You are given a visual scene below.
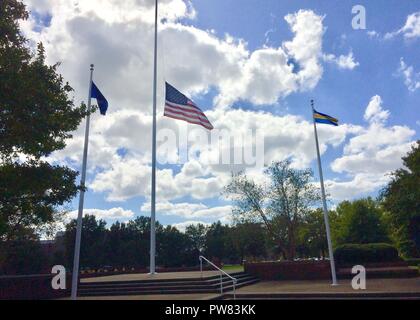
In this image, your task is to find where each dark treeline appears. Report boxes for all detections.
[62,217,268,270]
[3,193,415,275]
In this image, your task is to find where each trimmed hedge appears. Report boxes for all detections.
[404,258,420,267]
[334,243,400,265]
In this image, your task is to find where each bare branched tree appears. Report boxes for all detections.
[224,160,321,260]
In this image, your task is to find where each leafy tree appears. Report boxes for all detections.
[185,223,207,255]
[298,209,328,258]
[231,222,267,261]
[104,221,134,267]
[332,198,389,245]
[0,238,49,275]
[64,215,107,268]
[125,216,160,268]
[204,222,236,263]
[224,160,321,260]
[381,141,420,257]
[0,0,88,240]
[158,226,195,267]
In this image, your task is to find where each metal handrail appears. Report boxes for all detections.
[199,255,237,300]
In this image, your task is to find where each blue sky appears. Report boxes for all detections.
[22,0,419,231]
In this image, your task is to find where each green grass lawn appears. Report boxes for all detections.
[222,264,244,273]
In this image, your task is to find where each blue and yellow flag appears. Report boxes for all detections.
[313,109,338,126]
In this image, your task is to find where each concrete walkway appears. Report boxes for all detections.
[69,277,420,300]
[235,277,420,295]
[63,293,220,300]
[80,270,229,283]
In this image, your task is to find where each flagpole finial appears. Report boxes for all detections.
[90,64,94,71]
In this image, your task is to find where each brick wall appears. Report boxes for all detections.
[245,260,332,280]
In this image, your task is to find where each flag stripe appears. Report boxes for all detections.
[313,109,338,123]
[314,113,338,122]
[315,118,338,126]
[165,101,208,117]
[164,111,213,130]
[164,105,212,124]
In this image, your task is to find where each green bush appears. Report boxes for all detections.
[404,258,420,267]
[334,243,400,265]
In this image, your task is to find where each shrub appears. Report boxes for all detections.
[334,243,400,265]
[404,258,420,267]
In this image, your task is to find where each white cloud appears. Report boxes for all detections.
[141,201,232,222]
[67,207,135,222]
[328,96,416,201]
[84,106,358,203]
[367,30,379,38]
[385,11,420,40]
[21,1,416,213]
[323,51,359,70]
[397,58,420,92]
[90,157,152,201]
[325,173,390,201]
[363,95,390,124]
[171,220,210,232]
[21,3,334,112]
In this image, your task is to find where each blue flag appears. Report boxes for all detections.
[91,81,108,115]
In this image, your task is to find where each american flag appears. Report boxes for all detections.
[164,82,213,130]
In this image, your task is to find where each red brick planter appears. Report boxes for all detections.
[244,260,332,280]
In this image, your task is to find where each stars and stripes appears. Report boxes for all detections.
[164,82,213,130]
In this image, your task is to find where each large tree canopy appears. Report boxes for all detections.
[0,0,88,240]
[381,141,420,257]
[331,197,389,245]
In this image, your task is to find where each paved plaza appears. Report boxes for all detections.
[80,270,227,283]
[70,276,420,300]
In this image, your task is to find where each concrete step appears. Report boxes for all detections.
[79,278,260,297]
[79,272,251,288]
[79,278,254,291]
[79,277,256,291]
[78,272,259,297]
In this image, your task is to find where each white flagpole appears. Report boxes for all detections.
[150,0,158,274]
[71,64,94,299]
[311,99,338,286]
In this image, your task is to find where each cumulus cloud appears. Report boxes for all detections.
[323,51,359,70]
[20,0,407,222]
[384,11,420,40]
[141,201,232,222]
[328,96,416,200]
[171,220,210,232]
[67,207,135,222]
[397,58,420,92]
[84,107,358,203]
[20,2,335,112]
[363,95,390,124]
